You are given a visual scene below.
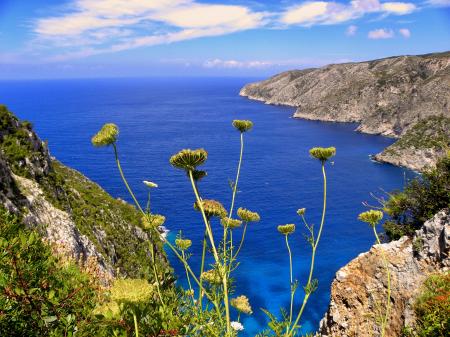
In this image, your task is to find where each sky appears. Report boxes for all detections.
[0,0,449,79]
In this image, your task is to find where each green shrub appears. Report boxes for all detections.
[0,207,99,336]
[413,273,450,336]
[383,153,450,239]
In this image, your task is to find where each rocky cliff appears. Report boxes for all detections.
[0,105,166,277]
[373,115,450,172]
[318,209,449,337]
[240,51,450,171]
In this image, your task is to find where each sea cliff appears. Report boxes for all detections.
[240,51,450,171]
[0,105,167,277]
[319,209,449,336]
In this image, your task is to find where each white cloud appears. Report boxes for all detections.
[346,25,358,36]
[398,28,411,38]
[33,0,268,60]
[203,59,272,68]
[426,0,450,7]
[381,2,416,14]
[280,0,416,26]
[368,28,395,39]
[203,57,354,69]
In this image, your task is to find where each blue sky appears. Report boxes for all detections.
[0,0,449,79]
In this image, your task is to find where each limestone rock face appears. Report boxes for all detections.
[14,174,113,275]
[318,210,449,337]
[240,52,450,171]
[0,105,167,278]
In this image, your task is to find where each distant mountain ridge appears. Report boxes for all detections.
[240,51,450,171]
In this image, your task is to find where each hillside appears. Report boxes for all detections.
[0,104,167,277]
[240,51,450,171]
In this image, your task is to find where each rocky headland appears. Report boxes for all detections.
[240,51,450,171]
[0,105,167,277]
[319,209,449,336]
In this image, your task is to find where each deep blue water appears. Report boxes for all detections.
[0,78,413,335]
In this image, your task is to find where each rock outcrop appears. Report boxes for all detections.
[318,209,449,337]
[240,51,450,171]
[0,104,167,278]
[373,115,450,171]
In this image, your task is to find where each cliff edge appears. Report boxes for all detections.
[0,105,167,277]
[319,209,449,336]
[240,51,450,171]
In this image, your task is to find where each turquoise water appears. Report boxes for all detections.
[0,77,413,335]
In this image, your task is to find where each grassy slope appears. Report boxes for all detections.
[0,104,166,277]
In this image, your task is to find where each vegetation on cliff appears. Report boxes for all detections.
[240,51,450,171]
[0,104,167,278]
[0,207,99,336]
[383,153,450,240]
[375,116,450,171]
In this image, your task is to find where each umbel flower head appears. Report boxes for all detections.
[230,295,253,315]
[200,269,222,285]
[231,321,244,331]
[175,238,192,251]
[194,199,227,218]
[237,207,260,223]
[221,217,243,229]
[142,213,166,230]
[110,279,153,304]
[309,147,336,162]
[91,123,119,147]
[297,208,306,216]
[232,120,253,133]
[93,301,121,319]
[170,148,207,171]
[277,224,296,235]
[143,180,158,188]
[358,210,383,227]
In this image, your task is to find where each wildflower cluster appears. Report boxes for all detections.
[91,120,339,337]
[231,295,253,314]
[91,123,119,147]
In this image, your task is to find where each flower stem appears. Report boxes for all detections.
[198,231,207,308]
[286,235,294,330]
[182,250,195,303]
[188,169,231,331]
[289,163,327,336]
[233,222,248,260]
[132,312,139,337]
[373,228,391,337]
[150,241,165,307]
[113,144,144,214]
[224,132,244,259]
[146,191,151,214]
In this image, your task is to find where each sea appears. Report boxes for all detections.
[0,77,414,336]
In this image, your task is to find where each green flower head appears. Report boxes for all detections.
[143,180,158,188]
[192,170,207,182]
[277,224,296,235]
[237,207,260,223]
[110,279,153,304]
[142,213,166,230]
[194,199,227,218]
[91,123,119,147]
[200,269,222,285]
[297,208,306,216]
[358,210,383,227]
[231,295,253,315]
[93,301,121,319]
[220,217,243,229]
[309,147,336,162]
[232,120,253,133]
[175,238,192,251]
[170,148,207,171]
